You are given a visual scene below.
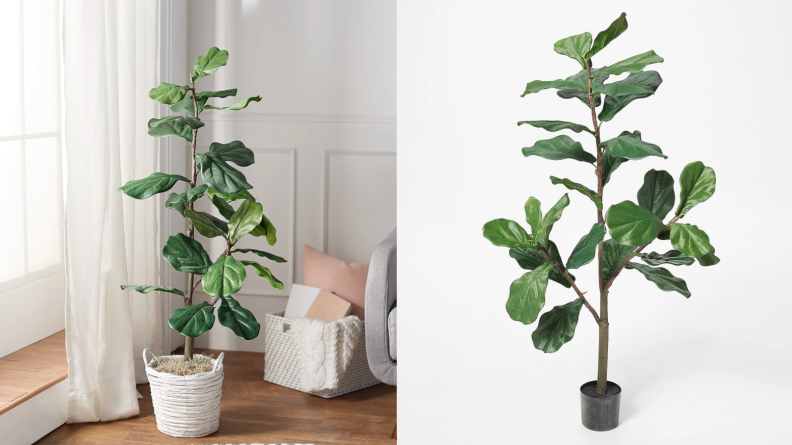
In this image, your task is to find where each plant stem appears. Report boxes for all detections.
[536,246,600,323]
[183,82,200,361]
[586,60,609,395]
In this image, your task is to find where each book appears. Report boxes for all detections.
[305,289,353,322]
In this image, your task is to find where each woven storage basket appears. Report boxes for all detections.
[263,311,380,398]
[144,349,225,438]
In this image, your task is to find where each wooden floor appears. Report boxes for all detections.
[0,331,68,415]
[35,348,396,445]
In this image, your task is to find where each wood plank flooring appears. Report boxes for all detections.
[0,331,68,415]
[35,348,397,444]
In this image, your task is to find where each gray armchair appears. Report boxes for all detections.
[365,228,397,385]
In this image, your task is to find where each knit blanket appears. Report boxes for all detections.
[292,316,363,392]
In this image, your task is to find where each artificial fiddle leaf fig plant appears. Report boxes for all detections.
[482,13,719,430]
[119,47,285,361]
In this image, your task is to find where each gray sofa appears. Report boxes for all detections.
[365,228,397,385]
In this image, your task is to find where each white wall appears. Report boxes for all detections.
[400,1,792,443]
[161,0,395,353]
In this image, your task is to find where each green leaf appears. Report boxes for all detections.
[206,141,255,167]
[217,296,261,340]
[557,67,610,107]
[669,223,714,258]
[521,79,587,97]
[586,12,628,59]
[170,94,207,116]
[211,195,236,220]
[524,197,547,247]
[696,249,721,267]
[239,259,284,290]
[196,89,238,99]
[603,239,635,283]
[147,116,205,142]
[566,223,606,270]
[542,194,570,241]
[553,32,592,68]
[148,82,188,104]
[207,187,255,202]
[522,135,596,164]
[531,299,584,353]
[657,227,671,240]
[198,212,229,233]
[602,134,666,160]
[169,302,215,337]
[198,152,253,194]
[118,172,189,200]
[638,169,675,220]
[606,200,666,246]
[641,250,695,266]
[550,176,602,210]
[202,96,262,111]
[483,219,533,248]
[185,210,227,239]
[676,161,716,217]
[506,262,554,324]
[599,71,663,122]
[186,184,209,201]
[228,200,264,245]
[592,83,653,97]
[602,130,641,185]
[231,248,287,263]
[599,50,664,76]
[120,285,184,297]
[165,193,188,216]
[249,214,278,246]
[193,47,229,80]
[518,120,593,135]
[626,262,691,298]
[162,233,213,275]
[203,255,246,297]
[509,243,573,288]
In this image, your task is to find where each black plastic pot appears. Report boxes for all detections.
[580,381,621,431]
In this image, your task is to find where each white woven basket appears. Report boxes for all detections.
[144,349,225,438]
[263,311,380,398]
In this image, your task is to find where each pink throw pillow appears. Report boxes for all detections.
[302,244,369,319]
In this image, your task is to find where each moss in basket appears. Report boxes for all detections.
[151,354,216,376]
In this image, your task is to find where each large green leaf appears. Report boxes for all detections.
[606,201,665,246]
[521,79,587,97]
[531,299,584,353]
[217,296,261,340]
[239,259,284,290]
[170,94,207,116]
[599,71,663,122]
[186,184,209,201]
[249,214,278,246]
[509,243,573,288]
[483,219,533,248]
[522,135,596,164]
[542,194,570,241]
[506,262,554,324]
[524,197,547,247]
[203,255,246,297]
[592,83,653,96]
[121,285,184,297]
[697,249,721,267]
[669,223,714,258]
[148,82,188,104]
[169,302,215,337]
[198,152,253,194]
[211,195,236,220]
[602,130,641,184]
[602,135,666,160]
[162,233,213,275]
[626,262,691,297]
[638,169,675,219]
[603,239,635,283]
[202,96,262,111]
[641,250,695,266]
[599,50,664,76]
[206,141,255,167]
[207,187,255,203]
[557,67,610,107]
[550,176,602,210]
[118,172,189,200]
[676,161,716,217]
[228,200,264,245]
[566,223,606,270]
[193,47,229,80]
[147,116,205,142]
[586,12,628,59]
[196,89,238,99]
[185,210,227,239]
[517,120,593,135]
[231,248,287,263]
[165,193,188,216]
[196,211,228,233]
[553,32,592,68]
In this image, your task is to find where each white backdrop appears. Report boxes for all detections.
[399,1,791,443]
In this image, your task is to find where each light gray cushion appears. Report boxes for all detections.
[365,228,397,385]
[388,307,397,361]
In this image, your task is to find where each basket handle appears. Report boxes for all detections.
[212,352,225,373]
[142,348,157,368]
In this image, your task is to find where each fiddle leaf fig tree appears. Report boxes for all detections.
[482,13,719,395]
[119,47,285,360]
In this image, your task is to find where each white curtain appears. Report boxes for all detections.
[63,0,163,423]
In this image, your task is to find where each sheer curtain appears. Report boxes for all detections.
[63,0,162,422]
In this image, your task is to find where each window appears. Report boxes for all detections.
[0,0,63,289]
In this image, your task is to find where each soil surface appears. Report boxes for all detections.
[581,381,621,398]
[150,354,216,376]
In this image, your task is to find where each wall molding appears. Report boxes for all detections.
[202,111,396,125]
[321,150,397,253]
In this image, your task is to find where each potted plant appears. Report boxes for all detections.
[119,47,286,438]
[482,13,718,431]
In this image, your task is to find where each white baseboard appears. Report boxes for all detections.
[0,380,67,445]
